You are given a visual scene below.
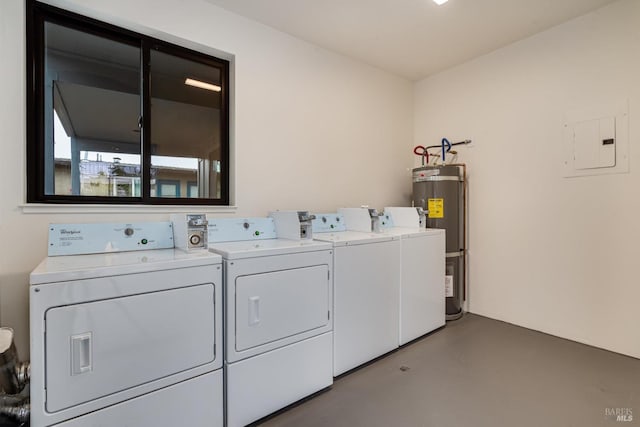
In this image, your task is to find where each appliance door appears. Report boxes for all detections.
[45,284,215,413]
[235,266,329,352]
[225,250,333,363]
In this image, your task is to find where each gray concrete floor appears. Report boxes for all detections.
[259,314,639,427]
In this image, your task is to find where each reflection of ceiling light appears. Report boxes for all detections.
[433,0,448,4]
[184,78,221,92]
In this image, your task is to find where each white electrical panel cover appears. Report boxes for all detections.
[564,100,629,177]
[573,117,615,170]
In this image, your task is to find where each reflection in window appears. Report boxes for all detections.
[28,2,229,204]
[187,181,198,198]
[155,180,181,197]
[46,22,141,197]
[54,112,143,197]
[150,50,223,199]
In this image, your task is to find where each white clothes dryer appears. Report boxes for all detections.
[312,212,400,376]
[382,207,446,345]
[30,222,223,427]
[207,217,333,427]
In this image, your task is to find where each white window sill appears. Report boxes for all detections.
[20,204,238,215]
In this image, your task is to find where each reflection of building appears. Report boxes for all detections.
[54,158,198,198]
[45,29,224,200]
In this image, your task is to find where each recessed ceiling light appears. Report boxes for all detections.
[184,78,221,92]
[433,0,449,5]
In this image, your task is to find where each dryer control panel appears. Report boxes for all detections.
[207,218,277,243]
[48,222,174,256]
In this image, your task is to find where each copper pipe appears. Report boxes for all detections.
[446,163,468,302]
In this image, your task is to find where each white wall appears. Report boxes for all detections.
[414,0,640,358]
[0,0,413,357]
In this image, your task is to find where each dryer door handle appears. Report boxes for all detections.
[71,332,92,375]
[248,296,260,326]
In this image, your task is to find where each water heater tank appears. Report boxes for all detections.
[412,165,465,321]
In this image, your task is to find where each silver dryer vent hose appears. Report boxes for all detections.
[0,327,30,423]
[0,396,29,423]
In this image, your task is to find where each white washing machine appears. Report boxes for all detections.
[207,217,333,427]
[29,222,224,427]
[382,207,446,345]
[312,210,400,376]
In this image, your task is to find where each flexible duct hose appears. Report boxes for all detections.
[0,390,29,423]
[0,328,30,423]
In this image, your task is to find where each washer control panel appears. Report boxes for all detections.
[380,212,395,229]
[208,218,277,243]
[311,214,346,233]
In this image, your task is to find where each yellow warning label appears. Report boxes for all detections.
[428,198,444,219]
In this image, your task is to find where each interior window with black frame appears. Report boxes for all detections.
[26,1,229,205]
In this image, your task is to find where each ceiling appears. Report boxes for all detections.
[203,0,618,80]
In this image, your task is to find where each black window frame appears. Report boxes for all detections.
[26,0,230,205]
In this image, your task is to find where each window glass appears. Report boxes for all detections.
[187,181,198,198]
[155,179,180,197]
[150,50,223,199]
[45,22,141,197]
[28,3,230,205]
